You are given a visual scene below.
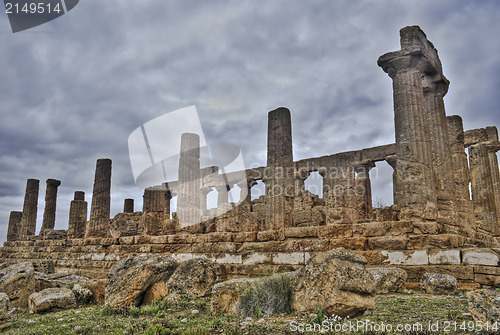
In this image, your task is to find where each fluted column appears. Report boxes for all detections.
[87,158,112,238]
[447,115,473,227]
[486,127,500,226]
[265,107,295,230]
[355,163,375,220]
[7,211,22,242]
[294,170,309,197]
[68,191,87,239]
[423,74,456,220]
[378,26,438,220]
[177,133,201,228]
[143,188,169,212]
[19,178,39,240]
[469,143,498,234]
[41,179,61,231]
[123,199,134,213]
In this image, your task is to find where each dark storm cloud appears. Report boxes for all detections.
[0,0,499,243]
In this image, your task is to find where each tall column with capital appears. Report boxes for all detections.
[423,73,456,220]
[41,179,61,231]
[265,107,295,230]
[87,158,112,238]
[378,26,438,220]
[68,191,88,239]
[486,127,500,226]
[18,178,39,239]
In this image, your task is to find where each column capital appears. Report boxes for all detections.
[378,49,440,79]
[46,179,61,187]
[422,73,449,97]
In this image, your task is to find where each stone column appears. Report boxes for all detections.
[265,107,295,230]
[216,184,229,206]
[199,187,212,213]
[177,133,201,228]
[68,191,87,239]
[423,74,456,220]
[355,163,375,220]
[41,179,61,231]
[238,179,254,203]
[143,188,169,212]
[469,143,498,234]
[447,115,474,227]
[294,170,309,198]
[7,211,22,242]
[87,158,112,238]
[378,26,438,220]
[19,178,39,240]
[123,199,134,213]
[486,127,500,225]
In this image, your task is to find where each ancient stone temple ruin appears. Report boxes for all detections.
[2,26,500,289]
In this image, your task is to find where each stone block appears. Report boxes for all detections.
[368,236,408,250]
[233,232,256,243]
[242,253,271,265]
[412,222,443,235]
[463,249,499,266]
[381,250,429,265]
[428,250,461,265]
[272,252,305,265]
[257,230,283,242]
[317,225,353,238]
[475,274,500,286]
[284,226,318,238]
[329,237,367,250]
[293,210,312,225]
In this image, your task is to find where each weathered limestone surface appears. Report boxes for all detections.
[41,179,61,231]
[87,159,112,238]
[18,179,39,240]
[28,288,76,314]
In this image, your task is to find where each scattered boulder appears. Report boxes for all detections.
[212,278,256,315]
[105,255,178,307]
[72,284,93,305]
[0,262,36,308]
[420,273,457,295]
[0,293,10,315]
[34,272,91,292]
[467,289,500,324]
[367,267,407,294]
[291,248,376,318]
[164,258,224,303]
[28,288,76,314]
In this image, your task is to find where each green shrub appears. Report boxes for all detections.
[236,273,292,318]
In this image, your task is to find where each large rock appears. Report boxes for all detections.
[80,279,106,305]
[367,267,407,294]
[212,278,256,315]
[0,293,9,315]
[420,273,457,295]
[72,284,93,305]
[291,248,376,318]
[105,255,178,307]
[34,272,91,292]
[28,288,76,314]
[165,258,224,302]
[0,262,36,308]
[467,289,500,324]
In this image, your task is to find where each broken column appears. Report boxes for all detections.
[177,133,201,228]
[265,107,295,230]
[68,191,87,239]
[41,179,61,231]
[469,143,498,234]
[447,115,473,227]
[7,211,22,242]
[378,26,438,220]
[123,199,134,213]
[143,188,169,212]
[87,158,112,238]
[18,178,40,240]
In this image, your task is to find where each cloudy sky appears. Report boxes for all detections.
[0,0,499,243]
